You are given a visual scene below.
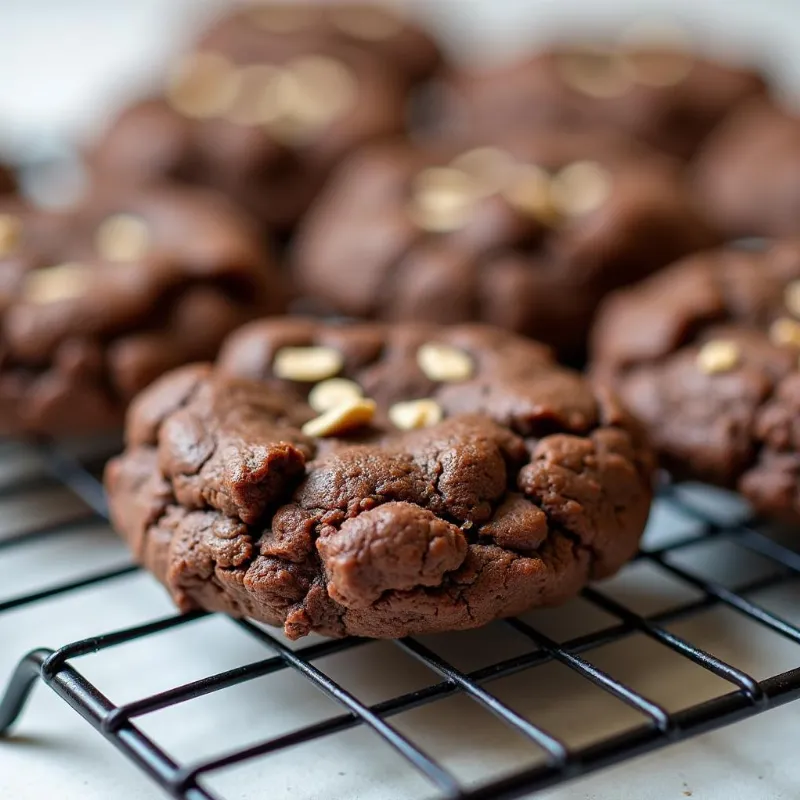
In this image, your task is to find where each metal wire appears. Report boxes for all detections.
[2,439,800,800]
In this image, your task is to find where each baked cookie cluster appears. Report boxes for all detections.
[0,185,282,435]
[292,130,716,357]
[106,319,654,638]
[19,6,792,637]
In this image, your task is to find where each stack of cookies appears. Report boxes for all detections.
[6,3,798,639]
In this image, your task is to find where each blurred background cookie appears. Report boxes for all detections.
[0,183,284,435]
[439,35,768,159]
[200,3,443,87]
[291,129,717,359]
[90,37,409,232]
[694,100,800,238]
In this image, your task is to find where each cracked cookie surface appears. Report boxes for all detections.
[592,242,800,522]
[106,319,654,638]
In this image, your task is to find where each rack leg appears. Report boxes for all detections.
[0,648,52,734]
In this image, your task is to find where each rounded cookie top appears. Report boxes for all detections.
[694,100,800,238]
[291,130,716,356]
[106,318,654,639]
[91,34,407,229]
[0,184,283,435]
[443,41,766,159]
[201,3,443,86]
[592,242,800,520]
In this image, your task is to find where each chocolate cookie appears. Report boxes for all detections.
[291,131,716,358]
[694,100,800,238]
[0,184,283,436]
[443,43,766,159]
[592,242,800,522]
[201,3,442,86]
[91,35,408,230]
[105,319,654,639]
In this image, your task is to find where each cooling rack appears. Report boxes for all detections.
[2,436,800,800]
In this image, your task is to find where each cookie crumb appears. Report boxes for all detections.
[308,377,363,412]
[417,342,474,382]
[389,398,443,430]
[302,397,376,437]
[274,345,344,382]
[696,339,740,374]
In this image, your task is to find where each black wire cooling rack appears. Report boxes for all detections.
[2,438,800,800]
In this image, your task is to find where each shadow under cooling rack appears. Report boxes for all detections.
[2,438,800,800]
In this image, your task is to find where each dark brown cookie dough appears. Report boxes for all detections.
[592,242,800,522]
[291,130,716,358]
[694,100,800,238]
[106,319,654,639]
[91,31,409,230]
[442,43,766,159]
[0,184,284,436]
[201,3,443,86]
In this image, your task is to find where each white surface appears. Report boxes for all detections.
[4,2,800,799]
[2,448,800,800]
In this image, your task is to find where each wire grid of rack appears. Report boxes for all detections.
[2,438,800,800]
